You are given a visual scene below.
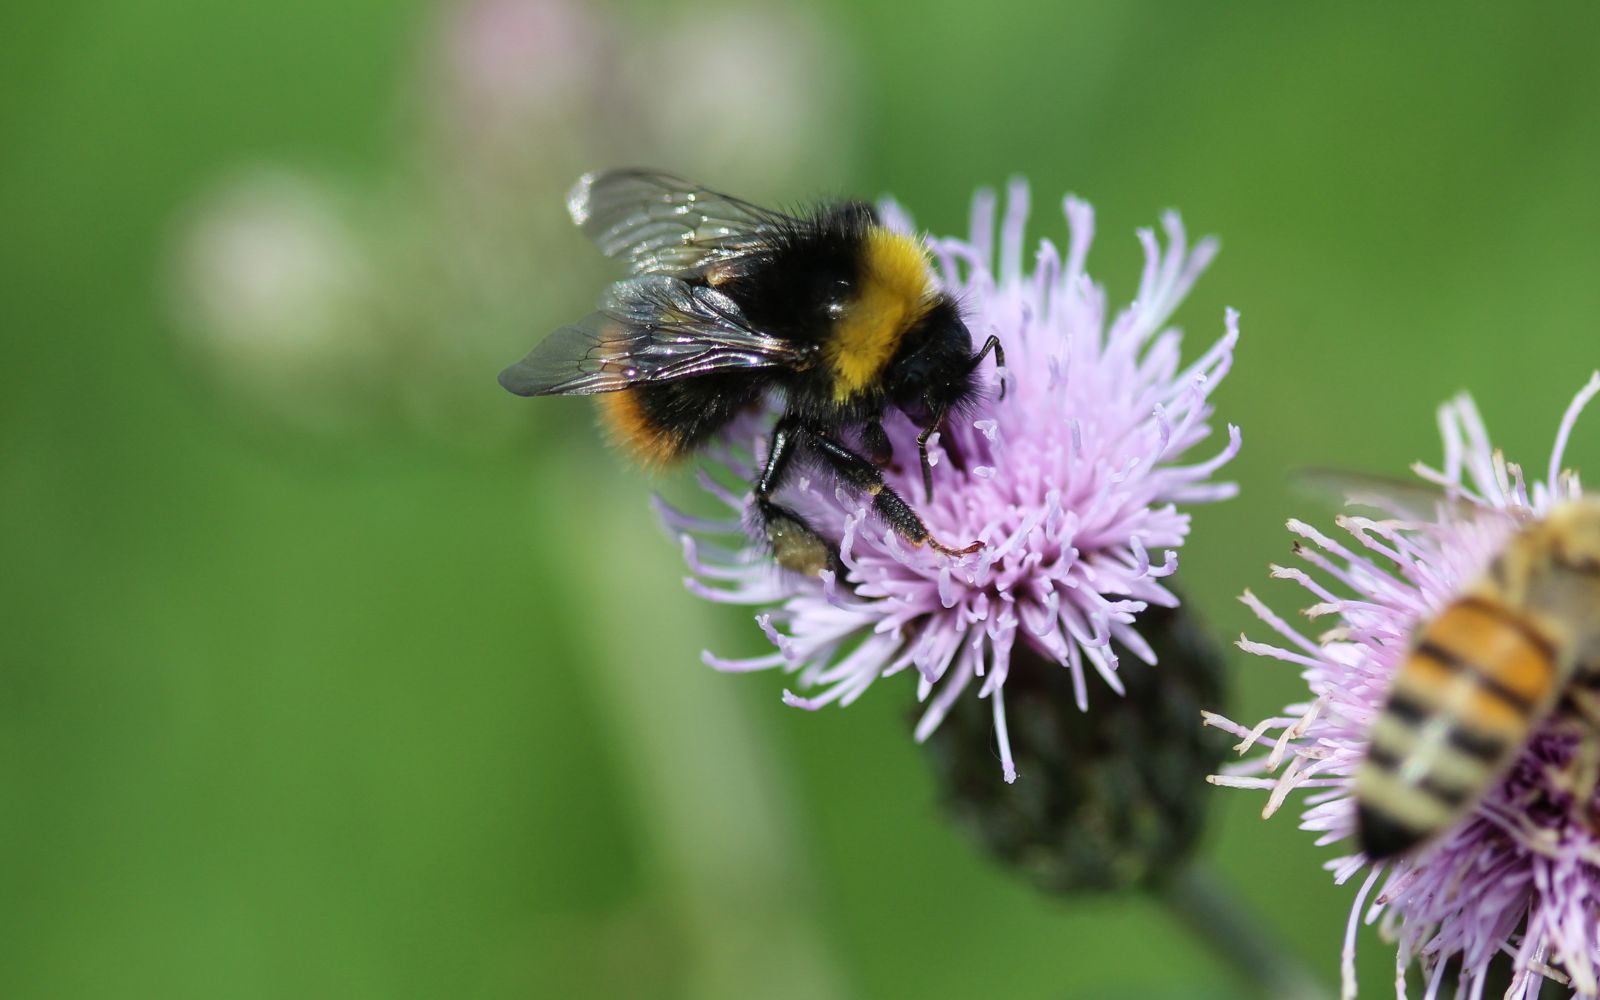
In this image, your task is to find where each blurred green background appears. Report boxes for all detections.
[6,2,1600,997]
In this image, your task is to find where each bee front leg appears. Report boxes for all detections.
[915,405,947,503]
[970,334,1005,399]
[754,417,835,576]
[804,428,982,558]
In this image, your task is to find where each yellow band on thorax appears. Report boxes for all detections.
[825,228,932,402]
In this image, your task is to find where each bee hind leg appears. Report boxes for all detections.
[804,427,982,558]
[1562,679,1600,832]
[753,418,836,576]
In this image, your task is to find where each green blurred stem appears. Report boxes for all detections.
[1162,866,1331,1000]
[567,453,844,1000]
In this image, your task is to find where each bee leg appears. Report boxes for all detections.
[804,428,982,558]
[861,420,893,468]
[753,418,835,576]
[1563,680,1600,831]
[970,334,1006,399]
[915,405,947,503]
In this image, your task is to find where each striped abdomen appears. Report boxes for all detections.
[1355,595,1562,859]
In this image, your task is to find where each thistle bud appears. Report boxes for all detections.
[922,601,1228,894]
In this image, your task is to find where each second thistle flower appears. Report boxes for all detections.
[1211,376,1600,998]
[663,181,1242,780]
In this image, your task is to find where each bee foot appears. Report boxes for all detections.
[929,536,984,558]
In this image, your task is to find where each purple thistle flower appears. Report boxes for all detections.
[1208,374,1600,999]
[657,180,1241,782]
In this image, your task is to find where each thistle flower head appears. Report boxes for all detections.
[1209,374,1600,998]
[658,181,1241,781]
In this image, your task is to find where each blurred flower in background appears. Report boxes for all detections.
[1209,376,1600,998]
[664,181,1240,781]
[434,0,608,134]
[170,0,855,446]
[627,6,850,186]
[170,171,386,432]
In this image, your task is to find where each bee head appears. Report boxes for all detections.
[888,296,981,425]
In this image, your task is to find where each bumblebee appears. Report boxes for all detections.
[500,170,1003,574]
[1349,496,1600,859]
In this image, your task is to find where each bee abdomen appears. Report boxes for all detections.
[599,373,766,465]
[1355,596,1557,858]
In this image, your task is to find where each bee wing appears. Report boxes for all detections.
[1294,467,1473,521]
[499,274,807,396]
[567,169,790,276]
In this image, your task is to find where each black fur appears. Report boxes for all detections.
[628,369,766,456]
[885,297,981,425]
[707,201,984,436]
[722,201,879,350]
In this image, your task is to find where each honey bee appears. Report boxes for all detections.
[1354,497,1600,859]
[499,170,1003,574]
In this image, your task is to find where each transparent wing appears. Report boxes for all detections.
[1293,467,1473,522]
[499,274,807,396]
[566,169,790,276]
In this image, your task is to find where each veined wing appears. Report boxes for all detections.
[567,169,790,276]
[499,274,808,396]
[1293,467,1477,522]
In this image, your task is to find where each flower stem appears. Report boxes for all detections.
[1161,865,1332,1000]
[557,453,846,1000]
